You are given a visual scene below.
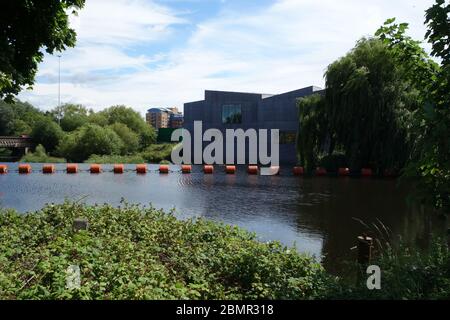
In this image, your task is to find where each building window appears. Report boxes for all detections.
[222,104,242,124]
[280,131,297,144]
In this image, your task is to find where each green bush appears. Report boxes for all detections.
[109,123,140,155]
[321,238,450,300]
[140,144,175,164]
[31,117,65,154]
[0,202,325,300]
[85,154,145,164]
[20,144,66,163]
[57,124,123,162]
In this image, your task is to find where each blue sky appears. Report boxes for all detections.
[19,0,436,115]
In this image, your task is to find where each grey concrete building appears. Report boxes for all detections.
[183,85,323,165]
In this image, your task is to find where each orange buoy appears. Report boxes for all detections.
[315,167,327,176]
[0,164,8,174]
[203,165,214,174]
[181,165,192,174]
[18,164,32,174]
[226,165,236,174]
[42,164,55,174]
[293,166,304,176]
[90,164,102,174]
[159,164,169,174]
[338,167,350,176]
[361,168,373,177]
[136,164,147,174]
[66,164,78,174]
[113,164,124,174]
[248,165,258,175]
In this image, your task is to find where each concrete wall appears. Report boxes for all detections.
[183,86,322,165]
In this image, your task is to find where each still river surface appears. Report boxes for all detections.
[0,163,446,273]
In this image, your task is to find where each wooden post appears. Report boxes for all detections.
[73,218,89,232]
[357,236,373,265]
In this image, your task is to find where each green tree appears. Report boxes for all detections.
[109,122,140,155]
[375,1,450,210]
[0,99,48,136]
[57,124,123,162]
[297,94,328,172]
[0,0,85,101]
[0,103,14,135]
[298,38,416,172]
[99,106,157,149]
[11,119,32,136]
[31,118,64,153]
[52,104,89,132]
[87,112,109,127]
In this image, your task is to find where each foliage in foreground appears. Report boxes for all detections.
[325,238,450,300]
[0,0,85,101]
[0,202,325,300]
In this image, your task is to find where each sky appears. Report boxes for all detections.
[18,0,437,116]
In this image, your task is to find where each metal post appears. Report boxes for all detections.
[57,54,61,125]
[357,235,373,265]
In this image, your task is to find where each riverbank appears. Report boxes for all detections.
[0,202,449,300]
[15,143,175,164]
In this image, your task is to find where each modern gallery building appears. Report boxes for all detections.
[183,85,323,164]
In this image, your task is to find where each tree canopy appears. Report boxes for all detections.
[298,38,416,172]
[57,123,123,163]
[297,0,450,211]
[0,0,85,101]
[375,1,450,210]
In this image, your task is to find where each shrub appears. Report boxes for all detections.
[140,144,175,164]
[0,202,325,300]
[57,124,123,162]
[85,154,145,164]
[20,144,66,163]
[109,123,140,155]
[321,238,450,300]
[31,118,65,153]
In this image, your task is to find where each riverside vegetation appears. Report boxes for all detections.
[0,102,175,164]
[0,202,449,300]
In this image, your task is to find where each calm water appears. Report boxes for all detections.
[0,163,446,272]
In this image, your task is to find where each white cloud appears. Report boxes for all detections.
[19,0,437,116]
[71,0,184,45]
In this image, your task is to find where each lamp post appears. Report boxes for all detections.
[57,54,61,125]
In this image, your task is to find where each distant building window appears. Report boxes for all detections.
[222,104,242,124]
[280,131,296,144]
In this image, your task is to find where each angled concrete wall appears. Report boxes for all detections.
[183,86,322,165]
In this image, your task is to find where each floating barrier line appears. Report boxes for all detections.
[0,164,398,178]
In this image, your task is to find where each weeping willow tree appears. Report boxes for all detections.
[297,94,328,172]
[298,38,419,172]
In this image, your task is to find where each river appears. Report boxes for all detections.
[0,163,445,273]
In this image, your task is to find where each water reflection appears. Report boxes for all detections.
[0,163,445,272]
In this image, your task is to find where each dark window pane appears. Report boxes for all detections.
[222,104,242,124]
